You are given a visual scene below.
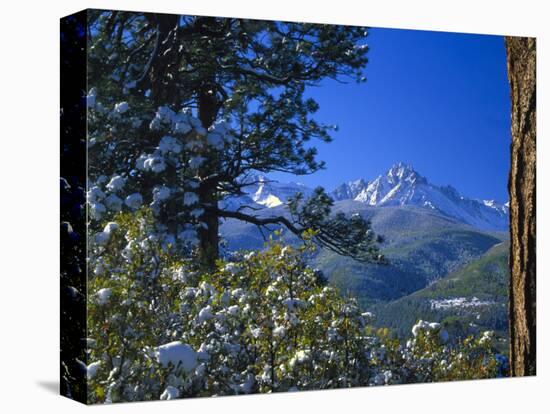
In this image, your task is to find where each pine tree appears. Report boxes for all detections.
[87,11,382,269]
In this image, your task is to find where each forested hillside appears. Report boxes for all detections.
[371,242,509,349]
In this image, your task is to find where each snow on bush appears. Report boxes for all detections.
[155,341,198,372]
[124,193,143,210]
[86,209,501,404]
[114,101,129,114]
[94,222,119,245]
[90,203,106,220]
[479,331,494,345]
[178,228,198,243]
[86,88,97,108]
[103,222,119,233]
[174,121,192,135]
[106,175,126,193]
[197,306,214,324]
[104,194,123,211]
[227,305,239,316]
[411,319,449,345]
[144,155,167,173]
[87,361,101,379]
[188,156,206,170]
[183,192,199,206]
[153,186,171,202]
[160,386,180,400]
[95,288,112,305]
[85,90,247,261]
[158,136,182,154]
[87,186,105,203]
[272,325,286,338]
[206,132,224,149]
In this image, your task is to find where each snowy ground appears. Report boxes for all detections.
[429,297,496,310]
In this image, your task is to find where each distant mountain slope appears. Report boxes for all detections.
[313,204,504,303]
[221,202,505,303]
[370,242,509,340]
[413,241,509,300]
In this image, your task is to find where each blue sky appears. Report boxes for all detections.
[271,27,511,203]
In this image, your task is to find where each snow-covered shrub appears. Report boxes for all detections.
[87,209,500,403]
[86,89,237,252]
[364,321,499,385]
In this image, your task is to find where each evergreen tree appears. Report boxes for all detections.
[87,11,382,268]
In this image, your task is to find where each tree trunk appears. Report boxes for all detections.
[196,179,220,270]
[139,14,180,107]
[506,36,536,377]
[196,81,220,270]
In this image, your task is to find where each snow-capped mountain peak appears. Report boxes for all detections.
[222,163,508,232]
[250,176,283,207]
[332,178,368,200]
[332,162,508,231]
[386,162,425,185]
[353,163,427,205]
[229,175,313,209]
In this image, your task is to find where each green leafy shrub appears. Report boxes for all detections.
[87,210,500,403]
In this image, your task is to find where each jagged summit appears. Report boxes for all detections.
[386,162,423,183]
[378,162,430,188]
[331,162,508,231]
[332,178,368,201]
[352,163,430,205]
[224,163,509,232]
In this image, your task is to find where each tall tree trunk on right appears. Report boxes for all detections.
[506,36,536,377]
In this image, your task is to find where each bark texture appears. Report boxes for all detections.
[197,86,220,270]
[506,36,536,377]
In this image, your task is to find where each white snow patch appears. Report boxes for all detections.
[153,186,171,202]
[190,208,204,218]
[258,194,283,208]
[87,361,101,379]
[160,386,179,400]
[86,88,97,108]
[178,229,198,243]
[188,156,206,170]
[114,102,129,114]
[143,154,167,173]
[430,297,496,310]
[197,306,214,324]
[103,222,119,233]
[227,305,239,316]
[135,154,148,171]
[273,326,286,338]
[90,203,106,220]
[104,194,123,211]
[106,175,126,193]
[158,136,182,154]
[95,223,118,245]
[96,288,112,305]
[238,374,255,394]
[174,121,191,135]
[87,186,105,203]
[125,193,143,209]
[183,192,199,206]
[155,341,198,372]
